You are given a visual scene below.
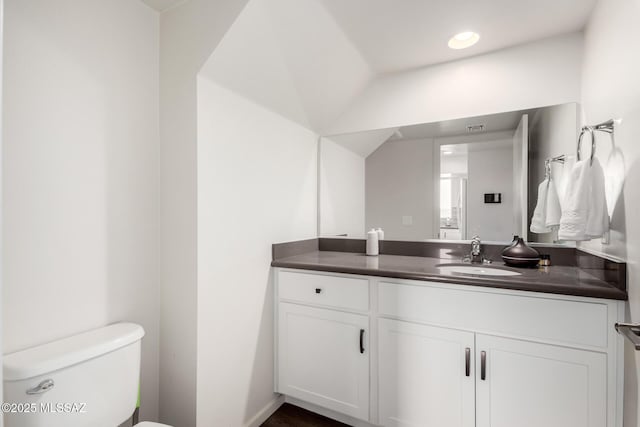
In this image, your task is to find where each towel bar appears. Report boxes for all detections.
[615,322,640,350]
[544,154,566,179]
[577,119,618,165]
[577,127,596,165]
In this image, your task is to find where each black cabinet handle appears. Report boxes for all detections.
[315,288,322,294]
[480,350,487,380]
[465,347,471,377]
[360,329,365,354]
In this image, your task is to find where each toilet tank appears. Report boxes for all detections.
[3,323,145,427]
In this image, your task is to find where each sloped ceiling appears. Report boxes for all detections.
[321,0,596,73]
[199,0,373,134]
[199,0,594,135]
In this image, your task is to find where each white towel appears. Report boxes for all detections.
[545,179,561,229]
[530,179,550,233]
[558,158,609,241]
[586,158,609,237]
[530,178,561,234]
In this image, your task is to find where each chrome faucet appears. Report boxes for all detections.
[463,235,491,264]
[470,235,482,263]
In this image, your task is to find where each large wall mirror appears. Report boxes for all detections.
[319,102,579,244]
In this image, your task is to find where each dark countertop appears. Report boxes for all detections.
[271,250,627,300]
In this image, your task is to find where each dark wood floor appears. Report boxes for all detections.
[261,403,351,427]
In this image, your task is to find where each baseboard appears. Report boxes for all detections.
[244,394,285,427]
[284,396,377,427]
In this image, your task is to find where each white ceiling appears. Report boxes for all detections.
[321,0,597,73]
[197,0,591,136]
[140,0,185,12]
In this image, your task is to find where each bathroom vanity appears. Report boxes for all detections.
[272,239,626,427]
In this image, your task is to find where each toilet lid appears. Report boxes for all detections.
[136,423,173,427]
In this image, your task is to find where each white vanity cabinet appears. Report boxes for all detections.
[475,334,606,427]
[274,268,623,427]
[378,319,475,427]
[377,324,608,427]
[275,270,371,421]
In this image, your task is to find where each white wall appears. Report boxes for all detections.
[159,1,249,425]
[197,77,317,426]
[366,138,434,240]
[2,0,159,421]
[0,0,4,418]
[329,33,584,135]
[466,142,514,241]
[579,0,640,424]
[320,138,365,237]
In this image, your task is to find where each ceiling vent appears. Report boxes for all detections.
[467,124,485,133]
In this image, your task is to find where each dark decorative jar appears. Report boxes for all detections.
[506,235,519,249]
[501,237,540,267]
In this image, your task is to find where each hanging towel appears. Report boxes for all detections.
[530,179,551,233]
[586,158,609,238]
[530,178,562,234]
[558,158,609,240]
[559,160,590,240]
[545,179,562,230]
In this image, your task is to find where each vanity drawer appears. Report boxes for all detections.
[278,270,369,312]
[378,281,609,349]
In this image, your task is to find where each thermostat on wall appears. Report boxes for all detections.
[484,193,502,204]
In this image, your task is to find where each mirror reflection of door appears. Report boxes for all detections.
[439,144,468,240]
[437,132,517,242]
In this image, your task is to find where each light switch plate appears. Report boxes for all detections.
[402,215,413,226]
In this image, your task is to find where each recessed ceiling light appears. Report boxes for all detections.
[448,31,480,49]
[442,151,453,155]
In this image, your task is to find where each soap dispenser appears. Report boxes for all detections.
[366,229,379,256]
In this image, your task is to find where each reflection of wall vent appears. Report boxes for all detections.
[467,124,485,132]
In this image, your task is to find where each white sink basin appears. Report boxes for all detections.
[436,264,522,276]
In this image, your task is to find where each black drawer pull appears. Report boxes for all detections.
[315,288,322,294]
[465,347,471,377]
[480,350,487,380]
[360,329,365,354]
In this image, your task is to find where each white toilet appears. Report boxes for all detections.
[3,323,172,427]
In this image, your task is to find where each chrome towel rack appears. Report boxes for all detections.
[544,154,567,179]
[615,323,640,350]
[577,119,618,165]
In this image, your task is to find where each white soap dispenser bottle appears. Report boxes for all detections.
[376,227,384,241]
[367,229,379,256]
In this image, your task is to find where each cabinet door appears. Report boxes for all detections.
[378,319,475,427]
[277,303,369,420]
[476,334,607,427]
